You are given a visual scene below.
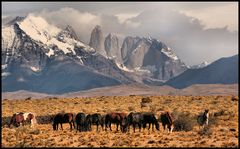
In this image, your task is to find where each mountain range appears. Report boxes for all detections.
[1,15,238,94]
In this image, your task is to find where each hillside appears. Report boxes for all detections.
[165,55,238,89]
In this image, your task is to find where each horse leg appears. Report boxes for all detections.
[110,123,112,131]
[152,123,154,132]
[73,121,75,130]
[170,124,174,133]
[30,119,34,128]
[139,124,141,132]
[96,123,98,132]
[148,123,151,130]
[116,123,119,131]
[163,124,166,131]
[133,123,136,133]
[105,121,107,131]
[61,123,63,130]
[69,122,72,131]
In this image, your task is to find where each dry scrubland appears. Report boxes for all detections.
[1,95,239,147]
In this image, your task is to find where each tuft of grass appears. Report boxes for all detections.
[128,106,135,111]
[198,125,213,136]
[149,104,156,113]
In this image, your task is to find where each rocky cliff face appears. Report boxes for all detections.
[104,33,122,63]
[2,16,192,94]
[89,25,106,57]
[120,36,187,81]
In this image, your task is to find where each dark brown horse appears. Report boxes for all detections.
[105,112,127,132]
[118,112,128,133]
[52,113,75,131]
[160,111,174,133]
[127,112,144,132]
[9,112,37,128]
[142,112,160,131]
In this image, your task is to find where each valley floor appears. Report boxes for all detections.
[1,95,238,147]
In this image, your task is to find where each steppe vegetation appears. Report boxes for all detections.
[2,95,238,147]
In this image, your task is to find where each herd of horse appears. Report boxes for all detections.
[45,111,174,133]
[9,109,209,133]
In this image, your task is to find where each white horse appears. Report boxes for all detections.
[23,112,37,128]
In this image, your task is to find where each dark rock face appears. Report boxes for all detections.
[89,25,106,56]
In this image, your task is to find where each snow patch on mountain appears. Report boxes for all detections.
[30,66,40,72]
[2,72,10,77]
[116,62,134,72]
[2,64,8,69]
[190,61,209,69]
[46,48,54,57]
[161,47,179,61]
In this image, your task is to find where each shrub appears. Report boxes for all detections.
[140,102,148,108]
[141,97,152,103]
[214,110,225,117]
[85,101,91,104]
[128,106,135,111]
[150,104,156,113]
[231,96,238,101]
[25,97,31,101]
[173,112,196,132]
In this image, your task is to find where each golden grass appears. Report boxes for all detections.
[1,95,238,147]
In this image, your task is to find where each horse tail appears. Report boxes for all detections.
[166,112,173,124]
[31,113,37,127]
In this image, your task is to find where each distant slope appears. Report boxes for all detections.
[2,56,121,94]
[2,84,238,99]
[165,55,238,89]
[2,90,54,100]
[180,84,238,96]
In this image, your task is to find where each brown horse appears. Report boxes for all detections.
[118,112,128,133]
[9,112,37,128]
[160,111,174,133]
[105,112,127,132]
[52,113,75,131]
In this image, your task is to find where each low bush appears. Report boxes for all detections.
[173,112,196,132]
[141,97,152,103]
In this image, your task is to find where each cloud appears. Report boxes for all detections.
[3,3,237,66]
[178,3,238,31]
[123,7,238,65]
[35,7,237,65]
[115,12,140,23]
[36,7,101,43]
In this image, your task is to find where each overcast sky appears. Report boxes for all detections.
[2,2,238,65]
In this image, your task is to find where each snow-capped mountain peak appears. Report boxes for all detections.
[18,14,61,42]
[190,61,209,69]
